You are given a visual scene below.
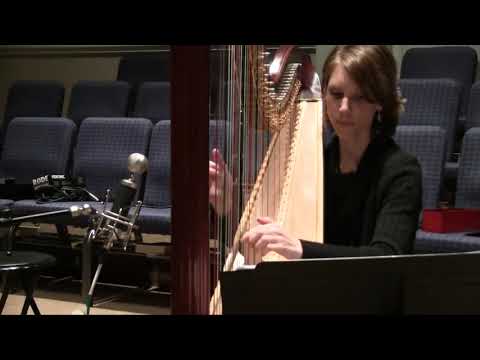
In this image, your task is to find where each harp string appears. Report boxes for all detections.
[210,45,305,312]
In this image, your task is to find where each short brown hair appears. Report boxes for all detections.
[321,45,404,138]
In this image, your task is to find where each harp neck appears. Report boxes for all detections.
[269,45,315,90]
[264,45,312,132]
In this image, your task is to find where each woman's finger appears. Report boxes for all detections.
[254,235,280,250]
[265,243,290,257]
[241,230,256,245]
[212,148,227,168]
[257,217,273,225]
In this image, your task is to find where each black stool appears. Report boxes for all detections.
[0,251,56,314]
[0,206,56,315]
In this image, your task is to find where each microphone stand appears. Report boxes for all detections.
[83,229,103,315]
[0,205,95,256]
[81,198,144,315]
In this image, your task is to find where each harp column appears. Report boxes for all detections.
[171,46,210,315]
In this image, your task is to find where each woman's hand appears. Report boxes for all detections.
[241,217,303,260]
[209,148,233,215]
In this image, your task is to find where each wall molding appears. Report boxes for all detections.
[0,45,169,57]
[0,45,316,58]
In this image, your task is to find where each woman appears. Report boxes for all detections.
[210,45,422,259]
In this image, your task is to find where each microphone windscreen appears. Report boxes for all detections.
[111,180,136,216]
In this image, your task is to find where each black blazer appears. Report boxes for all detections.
[301,135,423,258]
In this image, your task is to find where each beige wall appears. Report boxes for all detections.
[313,45,335,76]
[314,45,396,78]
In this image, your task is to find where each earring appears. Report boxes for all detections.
[377,111,382,124]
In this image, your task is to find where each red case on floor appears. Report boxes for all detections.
[422,208,480,233]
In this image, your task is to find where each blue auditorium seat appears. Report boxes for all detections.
[132,82,170,124]
[2,81,65,145]
[400,46,477,122]
[0,117,76,184]
[13,117,152,228]
[415,128,480,253]
[67,81,131,127]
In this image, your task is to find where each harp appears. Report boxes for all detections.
[171,45,324,315]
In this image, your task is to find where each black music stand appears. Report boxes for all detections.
[220,252,480,315]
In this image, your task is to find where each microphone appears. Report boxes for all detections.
[80,153,148,316]
[111,153,148,217]
[93,153,148,250]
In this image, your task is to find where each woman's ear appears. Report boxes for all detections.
[376,105,383,112]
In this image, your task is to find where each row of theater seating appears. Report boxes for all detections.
[0,77,469,170]
[2,66,473,179]
[400,46,477,124]
[394,46,480,252]
[388,125,480,254]
[0,117,221,237]
[398,78,464,194]
[1,80,170,145]
[409,127,480,254]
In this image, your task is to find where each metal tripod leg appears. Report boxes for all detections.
[85,255,104,315]
[82,229,94,301]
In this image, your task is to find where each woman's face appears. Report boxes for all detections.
[324,64,382,142]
